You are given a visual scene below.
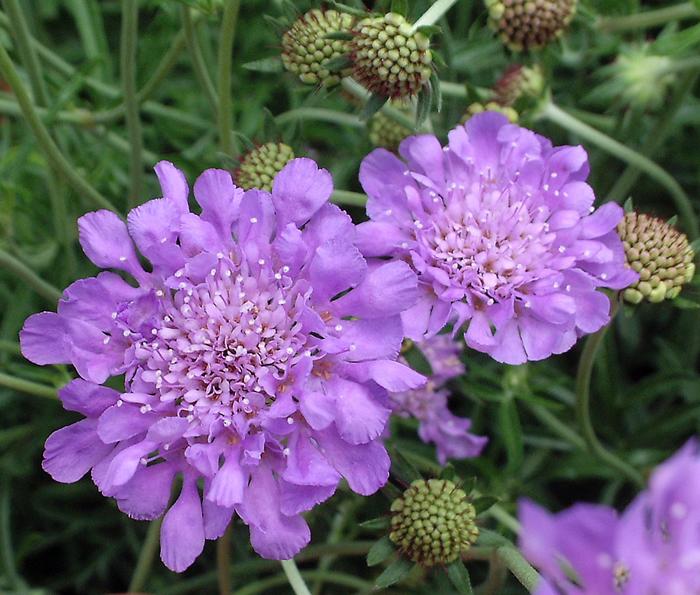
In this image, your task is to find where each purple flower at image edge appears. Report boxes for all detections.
[390,334,487,464]
[20,158,426,572]
[519,439,700,594]
[357,112,638,364]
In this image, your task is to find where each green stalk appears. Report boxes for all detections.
[217,525,232,595]
[274,107,363,129]
[412,0,460,30]
[280,559,312,595]
[121,0,144,208]
[0,44,117,212]
[539,101,698,239]
[330,190,367,207]
[0,248,61,302]
[236,570,371,595]
[0,373,57,400]
[574,302,645,488]
[598,2,699,32]
[496,547,540,592]
[67,0,105,80]
[128,518,162,593]
[526,403,586,450]
[182,6,217,113]
[217,0,240,157]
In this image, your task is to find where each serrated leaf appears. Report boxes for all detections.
[430,71,442,113]
[367,536,396,566]
[360,516,391,531]
[375,557,413,588]
[324,31,354,41]
[416,83,433,127]
[417,25,442,37]
[446,559,474,595]
[389,447,422,484]
[391,0,409,16]
[360,93,389,121]
[472,496,499,515]
[623,197,634,213]
[242,57,283,73]
[322,54,353,73]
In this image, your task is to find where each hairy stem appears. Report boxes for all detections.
[496,547,540,592]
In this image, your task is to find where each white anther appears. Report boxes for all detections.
[119,256,127,262]
[250,217,258,223]
[156,290,164,297]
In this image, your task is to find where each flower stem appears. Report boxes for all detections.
[0,248,62,302]
[182,6,217,114]
[121,0,144,208]
[598,2,699,32]
[280,559,312,595]
[128,518,162,593]
[496,547,540,592]
[0,44,118,213]
[413,0,460,30]
[274,107,363,129]
[574,302,645,488]
[0,373,57,400]
[217,0,240,157]
[539,100,698,239]
[330,190,367,207]
[217,524,232,595]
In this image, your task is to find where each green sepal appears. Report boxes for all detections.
[322,54,354,73]
[461,475,477,495]
[430,70,442,113]
[388,446,422,484]
[666,215,678,227]
[243,56,283,73]
[689,238,700,253]
[391,0,409,17]
[417,25,442,38]
[623,197,634,213]
[367,535,396,567]
[446,559,474,595]
[472,496,499,515]
[324,31,354,41]
[359,516,391,531]
[262,14,289,33]
[415,83,433,127]
[374,557,414,588]
[431,48,448,68]
[279,0,300,23]
[327,1,370,17]
[360,93,389,121]
[231,131,255,152]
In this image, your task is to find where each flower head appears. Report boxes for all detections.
[357,112,636,365]
[391,334,487,463]
[21,159,424,572]
[235,142,295,192]
[369,108,413,152]
[462,101,519,124]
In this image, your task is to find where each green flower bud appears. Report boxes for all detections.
[493,64,544,108]
[486,0,577,52]
[351,12,433,99]
[618,212,696,304]
[235,142,295,192]
[281,10,355,88]
[368,106,413,152]
[461,101,519,124]
[389,479,479,567]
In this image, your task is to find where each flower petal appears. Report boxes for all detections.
[59,379,119,417]
[42,419,112,483]
[114,462,176,520]
[160,475,205,572]
[20,312,69,365]
[155,160,189,213]
[309,239,367,303]
[272,158,333,226]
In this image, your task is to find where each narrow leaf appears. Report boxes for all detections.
[623,197,634,213]
[360,93,389,121]
[415,83,433,127]
[328,0,371,17]
[367,535,396,567]
[446,559,474,595]
[375,558,413,588]
[391,0,409,16]
[439,464,457,482]
[322,54,354,73]
[666,215,678,227]
[499,396,524,473]
[672,296,700,310]
[472,496,499,515]
[389,447,422,484]
[417,25,442,37]
[360,516,391,531]
[430,70,442,113]
[325,31,354,41]
[243,57,283,73]
[262,108,282,142]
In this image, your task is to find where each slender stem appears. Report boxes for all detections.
[121,0,144,207]
[540,101,698,239]
[0,248,61,302]
[128,518,162,593]
[311,500,357,595]
[485,504,521,535]
[526,404,586,450]
[412,0,460,30]
[182,6,217,113]
[574,302,645,488]
[280,559,312,595]
[330,190,367,207]
[0,373,57,400]
[217,0,240,157]
[496,547,540,592]
[217,524,232,595]
[0,481,22,591]
[2,0,49,105]
[67,0,105,80]
[274,107,363,129]
[0,45,118,212]
[236,570,370,595]
[481,551,508,595]
[598,2,698,32]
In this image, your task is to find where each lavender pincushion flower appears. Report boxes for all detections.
[390,334,487,463]
[20,158,424,572]
[519,439,700,594]
[357,112,637,364]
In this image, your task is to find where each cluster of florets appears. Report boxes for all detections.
[281,9,355,87]
[486,0,577,52]
[235,142,295,192]
[390,479,479,567]
[369,107,413,152]
[493,64,544,108]
[618,211,695,304]
[462,101,519,124]
[22,158,425,572]
[350,12,433,99]
[520,440,700,594]
[357,112,636,364]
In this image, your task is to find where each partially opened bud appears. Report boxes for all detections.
[486,0,577,52]
[618,212,695,304]
[235,142,295,192]
[281,9,355,87]
[350,12,433,99]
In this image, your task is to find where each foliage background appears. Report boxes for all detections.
[0,0,699,593]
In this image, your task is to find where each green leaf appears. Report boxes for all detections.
[472,496,499,515]
[389,447,422,484]
[322,54,354,73]
[672,296,700,310]
[402,344,433,376]
[262,108,282,142]
[667,215,678,227]
[439,464,457,482]
[391,0,409,16]
[382,482,403,500]
[689,238,700,253]
[242,57,283,73]
[328,1,371,17]
[360,516,391,531]
[280,0,300,23]
[499,396,524,473]
[461,476,477,495]
[263,14,289,33]
[417,25,442,38]
[431,48,448,68]
[367,535,396,566]
[623,197,634,213]
[360,93,389,121]
[324,31,354,41]
[374,557,413,588]
[415,83,433,127]
[446,559,474,595]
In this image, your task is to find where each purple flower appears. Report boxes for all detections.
[357,112,637,364]
[390,334,486,464]
[21,159,424,572]
[519,439,700,594]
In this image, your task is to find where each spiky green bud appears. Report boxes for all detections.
[281,10,355,87]
[389,479,479,567]
[350,12,433,99]
[461,101,519,124]
[486,0,577,52]
[235,142,295,192]
[618,212,696,304]
[368,108,413,152]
